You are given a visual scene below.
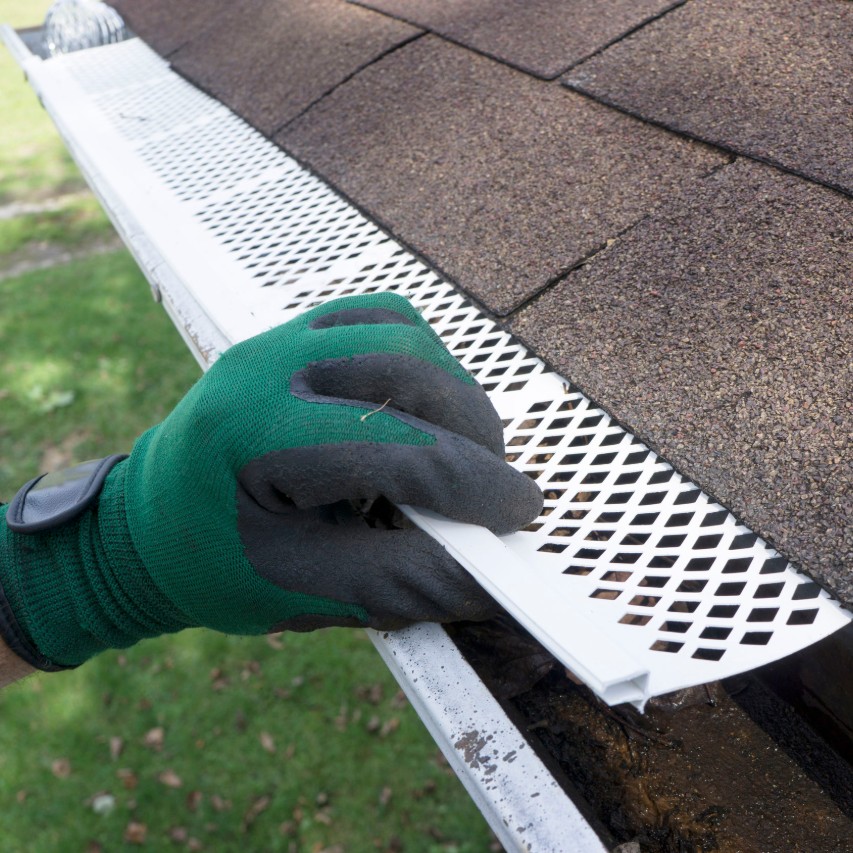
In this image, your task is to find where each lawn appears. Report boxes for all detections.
[0,4,497,850]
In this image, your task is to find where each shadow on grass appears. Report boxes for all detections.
[0,627,495,852]
[0,249,202,494]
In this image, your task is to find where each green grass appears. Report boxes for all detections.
[0,194,112,257]
[0,4,497,850]
[0,251,200,491]
[0,630,490,852]
[0,0,87,204]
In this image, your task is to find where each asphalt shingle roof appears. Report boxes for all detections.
[109,0,231,56]
[352,0,684,79]
[167,0,420,135]
[564,0,853,194]
[105,0,853,608]
[281,36,725,315]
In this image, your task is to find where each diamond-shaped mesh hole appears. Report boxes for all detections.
[741,632,772,646]
[787,609,818,625]
[747,608,779,623]
[619,613,652,626]
[668,601,699,614]
[792,582,821,600]
[591,589,622,601]
[601,571,633,583]
[760,556,788,574]
[630,595,661,608]
[651,640,683,653]
[700,627,732,640]
[708,605,739,618]
[755,583,785,599]
[538,542,570,554]
[693,648,725,661]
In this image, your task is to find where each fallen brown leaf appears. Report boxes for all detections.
[266,633,284,650]
[158,769,183,789]
[241,660,261,681]
[356,683,384,705]
[142,727,164,751]
[109,737,124,761]
[51,758,71,779]
[210,668,229,691]
[259,731,276,754]
[168,826,188,843]
[379,786,393,807]
[242,794,272,831]
[211,794,232,812]
[116,768,138,790]
[186,790,203,812]
[16,790,27,803]
[124,821,147,845]
[379,717,400,738]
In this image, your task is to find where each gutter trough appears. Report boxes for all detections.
[4,28,851,851]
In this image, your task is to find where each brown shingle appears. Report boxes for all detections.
[511,159,853,607]
[279,35,725,315]
[168,0,420,135]
[564,0,853,195]
[109,0,231,56]
[352,0,683,79]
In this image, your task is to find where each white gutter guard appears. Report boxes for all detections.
[4,29,850,846]
[6,28,850,709]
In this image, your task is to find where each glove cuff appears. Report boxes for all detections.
[0,460,189,668]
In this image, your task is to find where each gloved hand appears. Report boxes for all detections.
[0,293,543,670]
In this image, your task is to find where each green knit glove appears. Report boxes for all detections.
[0,293,542,669]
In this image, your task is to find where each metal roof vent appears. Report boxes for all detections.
[43,0,125,56]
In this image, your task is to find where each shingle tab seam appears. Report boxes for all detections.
[349,0,692,81]
[270,29,426,137]
[544,0,691,78]
[563,82,853,200]
[502,216,653,319]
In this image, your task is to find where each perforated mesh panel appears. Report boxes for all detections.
[52,39,850,699]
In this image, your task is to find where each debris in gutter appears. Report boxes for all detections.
[447,617,853,852]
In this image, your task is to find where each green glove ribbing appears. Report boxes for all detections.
[0,293,543,668]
